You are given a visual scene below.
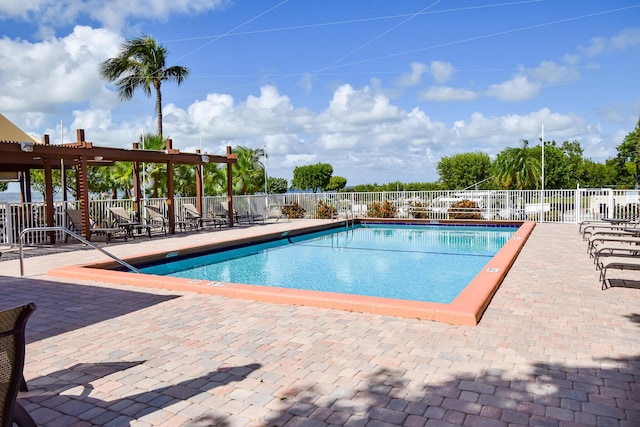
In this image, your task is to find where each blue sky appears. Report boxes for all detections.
[1,0,639,186]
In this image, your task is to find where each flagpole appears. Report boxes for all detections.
[541,124,545,221]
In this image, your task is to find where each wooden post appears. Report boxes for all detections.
[132,142,141,221]
[76,155,90,240]
[166,139,176,234]
[226,146,234,227]
[195,149,203,215]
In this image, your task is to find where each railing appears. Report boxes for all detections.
[2,188,639,247]
[18,226,141,276]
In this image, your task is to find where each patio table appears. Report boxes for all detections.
[116,221,148,238]
[602,217,629,224]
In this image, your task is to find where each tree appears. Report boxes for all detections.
[614,116,640,188]
[204,163,227,195]
[437,151,492,190]
[174,163,196,196]
[291,163,333,192]
[267,177,288,194]
[99,35,190,137]
[493,140,541,190]
[581,159,616,188]
[231,146,265,195]
[527,140,587,189]
[29,169,62,199]
[325,176,347,192]
[138,134,167,197]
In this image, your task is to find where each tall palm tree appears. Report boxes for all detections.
[493,139,542,190]
[99,35,189,137]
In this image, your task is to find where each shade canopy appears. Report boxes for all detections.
[0,113,40,145]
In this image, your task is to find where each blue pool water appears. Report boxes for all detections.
[140,225,517,303]
[141,224,517,304]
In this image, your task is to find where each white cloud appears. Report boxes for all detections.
[527,60,581,84]
[451,109,586,155]
[420,86,477,102]
[393,60,454,92]
[317,84,402,132]
[429,60,454,84]
[610,27,640,50]
[0,26,121,112]
[578,28,640,57]
[395,62,428,87]
[486,75,541,101]
[1,0,230,32]
[579,36,607,57]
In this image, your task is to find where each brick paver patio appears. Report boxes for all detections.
[0,222,638,426]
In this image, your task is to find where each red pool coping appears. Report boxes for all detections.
[49,220,536,325]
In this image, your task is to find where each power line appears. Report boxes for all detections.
[163,0,543,43]
[184,4,640,96]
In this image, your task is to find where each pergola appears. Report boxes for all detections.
[0,129,239,241]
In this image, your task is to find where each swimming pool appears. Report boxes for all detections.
[50,219,536,325]
[139,224,517,304]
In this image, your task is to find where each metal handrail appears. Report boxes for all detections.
[19,226,141,276]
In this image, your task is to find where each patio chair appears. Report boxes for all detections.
[219,201,257,224]
[108,206,154,238]
[143,205,168,237]
[581,223,630,240]
[1,302,37,427]
[578,217,633,234]
[66,209,126,244]
[247,198,267,223]
[183,203,226,229]
[146,204,193,233]
[598,255,640,287]
[592,242,640,267]
[587,233,640,255]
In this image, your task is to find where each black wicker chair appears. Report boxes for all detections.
[1,303,37,427]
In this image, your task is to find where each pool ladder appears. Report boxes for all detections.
[18,226,141,276]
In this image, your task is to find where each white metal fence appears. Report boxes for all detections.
[2,188,638,246]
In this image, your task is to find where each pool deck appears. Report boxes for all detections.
[0,221,638,426]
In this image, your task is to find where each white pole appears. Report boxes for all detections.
[60,120,65,201]
[141,130,146,203]
[541,124,545,222]
[264,144,268,195]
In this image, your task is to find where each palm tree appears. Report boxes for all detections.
[204,163,227,195]
[231,146,266,195]
[99,36,189,137]
[493,139,542,190]
[138,134,167,197]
